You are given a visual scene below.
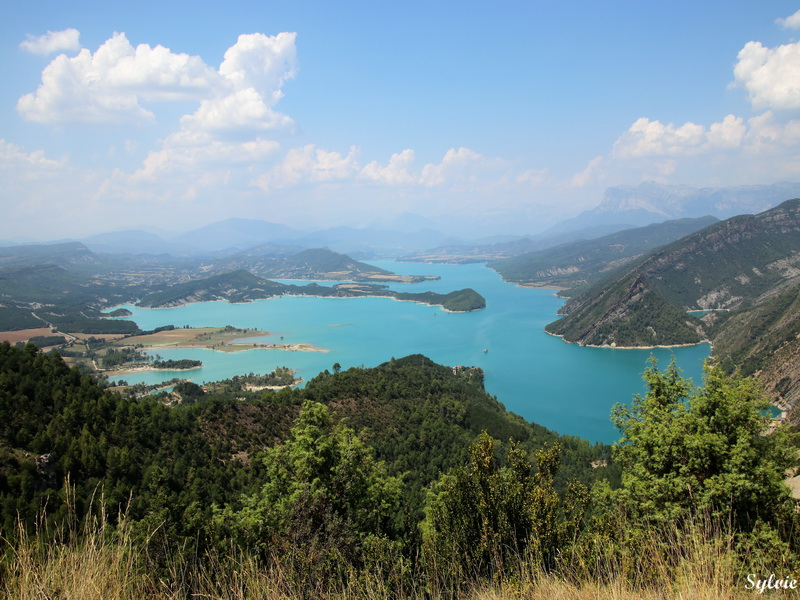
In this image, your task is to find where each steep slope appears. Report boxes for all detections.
[548,198,800,346]
[490,216,718,287]
[546,274,704,347]
[711,283,800,412]
[544,198,800,413]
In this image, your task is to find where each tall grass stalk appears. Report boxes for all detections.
[0,510,789,599]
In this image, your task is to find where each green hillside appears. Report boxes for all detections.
[710,282,800,410]
[137,269,291,307]
[490,216,718,288]
[138,269,486,311]
[544,198,800,414]
[546,273,704,347]
[549,199,800,346]
[0,343,611,544]
[0,264,140,333]
[1,343,795,598]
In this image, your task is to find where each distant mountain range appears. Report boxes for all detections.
[4,181,798,261]
[548,181,800,233]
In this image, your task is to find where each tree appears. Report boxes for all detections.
[611,358,796,530]
[422,432,585,581]
[216,401,401,573]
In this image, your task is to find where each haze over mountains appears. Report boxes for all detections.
[6,182,800,260]
[548,181,800,234]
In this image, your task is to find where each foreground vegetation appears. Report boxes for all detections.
[0,343,797,598]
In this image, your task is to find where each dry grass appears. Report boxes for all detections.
[0,510,790,600]
[0,328,52,344]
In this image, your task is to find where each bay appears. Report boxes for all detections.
[111,261,710,444]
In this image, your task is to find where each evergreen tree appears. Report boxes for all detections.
[216,401,402,576]
[611,358,796,530]
[422,432,587,581]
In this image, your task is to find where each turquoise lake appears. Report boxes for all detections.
[111,261,711,444]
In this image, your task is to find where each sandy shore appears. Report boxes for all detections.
[517,282,567,291]
[545,329,712,350]
[105,365,202,377]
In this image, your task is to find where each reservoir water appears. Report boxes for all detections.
[112,261,710,444]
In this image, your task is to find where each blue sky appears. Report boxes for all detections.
[3,1,800,241]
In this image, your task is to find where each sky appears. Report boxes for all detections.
[3,1,800,241]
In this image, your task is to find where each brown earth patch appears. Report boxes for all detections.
[0,328,53,344]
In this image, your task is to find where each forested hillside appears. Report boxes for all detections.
[544,198,800,414]
[546,199,800,344]
[137,269,486,311]
[490,215,718,288]
[1,343,796,598]
[0,343,610,544]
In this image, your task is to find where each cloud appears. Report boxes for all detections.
[571,156,604,187]
[17,32,221,124]
[17,31,298,129]
[419,147,487,186]
[180,32,297,136]
[0,139,86,238]
[777,10,800,29]
[745,111,800,150]
[611,115,745,159]
[133,138,280,181]
[733,40,800,111]
[219,32,297,101]
[361,150,417,185]
[0,138,67,173]
[257,144,360,191]
[19,29,81,55]
[516,168,549,186]
[180,87,294,135]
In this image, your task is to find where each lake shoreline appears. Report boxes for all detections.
[545,329,712,350]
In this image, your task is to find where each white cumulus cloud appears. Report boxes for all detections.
[17,31,298,129]
[219,32,297,101]
[612,115,745,158]
[733,40,800,111]
[777,10,800,29]
[361,150,417,185]
[17,32,221,124]
[19,28,81,55]
[257,144,360,192]
[420,147,485,186]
